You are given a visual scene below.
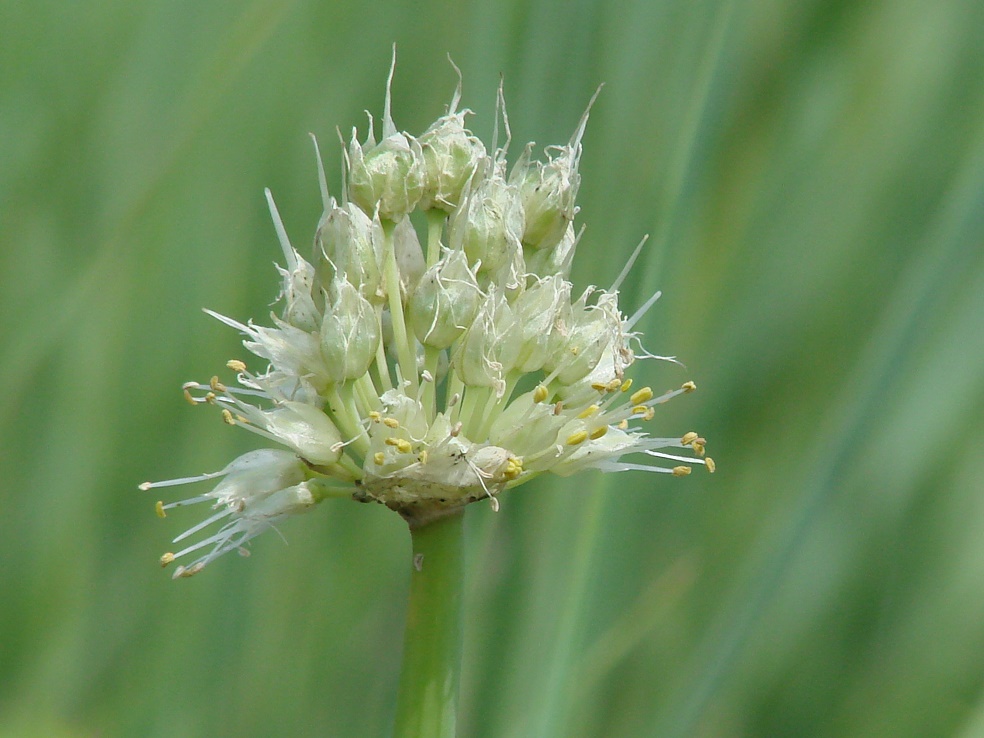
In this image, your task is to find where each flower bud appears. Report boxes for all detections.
[512,275,570,373]
[417,87,486,211]
[210,449,308,506]
[409,249,482,348]
[451,289,519,395]
[511,93,595,251]
[511,142,580,251]
[348,127,424,221]
[448,159,524,277]
[523,222,578,280]
[262,401,342,466]
[545,290,617,386]
[320,278,381,383]
[244,480,319,519]
[315,199,381,300]
[276,256,320,333]
[265,189,321,332]
[392,215,426,302]
[489,390,563,454]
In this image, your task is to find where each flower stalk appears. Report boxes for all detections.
[393,512,465,738]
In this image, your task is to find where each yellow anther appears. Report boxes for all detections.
[617,419,629,430]
[418,450,428,464]
[368,410,382,423]
[226,359,247,372]
[606,378,623,392]
[533,385,549,403]
[177,562,205,578]
[682,381,697,393]
[589,426,609,440]
[642,408,655,421]
[672,466,691,477]
[632,405,649,415]
[705,457,716,473]
[155,500,166,519]
[160,552,175,568]
[381,437,410,453]
[681,432,699,445]
[692,442,706,457]
[630,387,654,405]
[577,404,600,419]
[221,409,236,425]
[570,346,580,356]
[591,382,608,391]
[209,376,226,392]
[383,417,400,429]
[373,452,385,465]
[503,457,523,480]
[620,378,633,393]
[566,430,589,446]
[204,392,217,404]
[183,389,197,406]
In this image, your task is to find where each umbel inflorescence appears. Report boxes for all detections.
[141,56,713,579]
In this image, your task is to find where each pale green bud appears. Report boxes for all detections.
[512,275,570,373]
[448,160,524,276]
[488,389,563,454]
[320,278,381,383]
[266,188,321,332]
[262,401,342,466]
[315,199,381,300]
[347,124,424,221]
[485,236,527,301]
[451,289,519,396]
[511,142,580,251]
[524,222,578,280]
[511,94,595,251]
[418,108,486,212]
[409,249,482,349]
[244,481,319,519]
[210,449,308,503]
[544,290,617,386]
[276,256,321,333]
[392,215,426,302]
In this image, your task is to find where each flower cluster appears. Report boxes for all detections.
[141,56,713,578]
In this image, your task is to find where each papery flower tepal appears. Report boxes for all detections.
[140,56,713,579]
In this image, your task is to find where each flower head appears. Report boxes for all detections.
[141,55,712,578]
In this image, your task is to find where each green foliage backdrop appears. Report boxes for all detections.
[2,0,983,736]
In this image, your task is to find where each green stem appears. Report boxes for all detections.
[426,209,446,268]
[393,512,465,738]
[420,345,442,420]
[382,221,419,396]
[374,304,394,391]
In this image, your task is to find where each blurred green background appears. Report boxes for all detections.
[2,0,983,736]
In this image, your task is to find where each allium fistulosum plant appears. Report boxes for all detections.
[140,51,711,736]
